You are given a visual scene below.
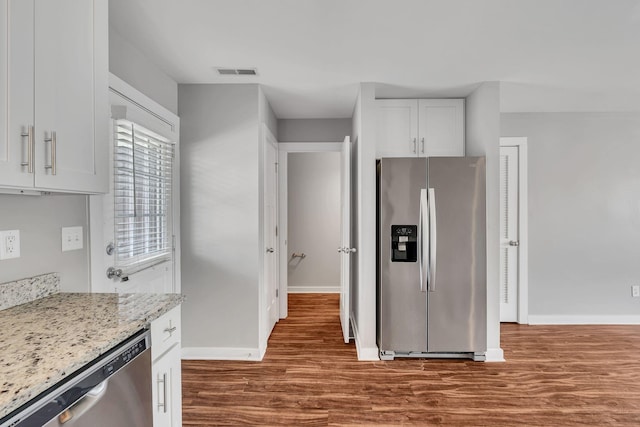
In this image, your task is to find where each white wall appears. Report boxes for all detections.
[465,82,502,360]
[501,112,640,322]
[109,28,178,114]
[352,83,378,360]
[287,152,341,293]
[278,119,352,142]
[179,84,262,353]
[0,194,89,291]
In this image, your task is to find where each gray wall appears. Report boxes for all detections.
[465,82,501,355]
[0,194,89,291]
[179,84,261,350]
[501,112,640,317]
[278,118,352,142]
[109,28,178,114]
[287,152,341,292]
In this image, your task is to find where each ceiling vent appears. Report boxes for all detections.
[216,67,258,76]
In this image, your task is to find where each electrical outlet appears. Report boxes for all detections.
[61,226,83,252]
[632,285,640,298]
[0,230,21,260]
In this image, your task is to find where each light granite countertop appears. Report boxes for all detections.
[0,292,184,420]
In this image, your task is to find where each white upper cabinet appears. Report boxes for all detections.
[376,99,419,158]
[376,98,465,158]
[0,0,108,194]
[0,0,35,189]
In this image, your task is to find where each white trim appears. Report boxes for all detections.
[499,137,528,324]
[529,315,640,325]
[288,285,340,293]
[485,348,506,362]
[181,347,264,361]
[351,312,379,361]
[277,141,344,320]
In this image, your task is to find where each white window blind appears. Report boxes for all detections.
[114,119,174,273]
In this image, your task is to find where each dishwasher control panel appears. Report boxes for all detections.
[103,338,147,376]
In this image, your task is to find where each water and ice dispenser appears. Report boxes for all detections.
[391,225,417,262]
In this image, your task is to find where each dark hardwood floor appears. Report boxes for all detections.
[182,293,640,426]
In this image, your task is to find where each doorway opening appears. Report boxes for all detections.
[275,140,353,346]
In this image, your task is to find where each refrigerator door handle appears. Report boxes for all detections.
[418,189,428,292]
[428,188,437,292]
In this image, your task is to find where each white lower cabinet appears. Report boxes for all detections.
[151,306,182,427]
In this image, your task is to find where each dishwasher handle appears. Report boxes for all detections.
[58,381,109,424]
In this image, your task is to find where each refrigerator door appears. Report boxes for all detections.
[426,157,487,353]
[378,157,428,353]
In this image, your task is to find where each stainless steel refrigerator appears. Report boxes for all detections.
[376,157,486,361]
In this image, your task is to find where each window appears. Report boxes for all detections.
[113,119,175,273]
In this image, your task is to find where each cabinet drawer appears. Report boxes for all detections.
[151,305,181,360]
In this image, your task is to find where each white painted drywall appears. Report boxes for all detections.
[0,194,89,291]
[109,28,178,114]
[287,152,340,292]
[352,83,379,360]
[465,82,502,359]
[501,112,640,319]
[278,119,352,142]
[179,84,261,351]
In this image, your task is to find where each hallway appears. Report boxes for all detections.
[182,293,640,426]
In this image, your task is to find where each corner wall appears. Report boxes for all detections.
[179,84,262,357]
[465,82,502,361]
[501,112,640,323]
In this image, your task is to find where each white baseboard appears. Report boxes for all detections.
[528,315,640,325]
[351,314,380,361]
[288,285,340,293]
[181,347,263,361]
[485,347,505,362]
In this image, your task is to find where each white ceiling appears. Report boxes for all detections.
[109,0,640,118]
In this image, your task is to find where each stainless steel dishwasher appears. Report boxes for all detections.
[2,330,152,427]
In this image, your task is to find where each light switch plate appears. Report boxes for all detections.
[0,230,21,260]
[61,226,83,252]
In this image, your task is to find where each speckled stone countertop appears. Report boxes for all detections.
[0,292,184,420]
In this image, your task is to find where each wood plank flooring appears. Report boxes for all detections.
[182,294,640,426]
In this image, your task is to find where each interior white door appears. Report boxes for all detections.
[339,136,352,343]
[499,145,519,322]
[264,131,279,336]
[90,86,177,294]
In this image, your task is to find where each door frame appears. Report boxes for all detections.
[277,142,342,319]
[499,137,528,324]
[89,74,181,293]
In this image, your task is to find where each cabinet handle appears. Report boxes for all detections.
[20,126,34,173]
[157,372,168,413]
[412,138,417,153]
[421,137,425,154]
[44,131,57,175]
[164,326,177,334]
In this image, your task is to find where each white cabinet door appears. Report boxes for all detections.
[32,0,108,193]
[152,344,182,427]
[417,99,465,157]
[376,99,418,158]
[0,0,34,188]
